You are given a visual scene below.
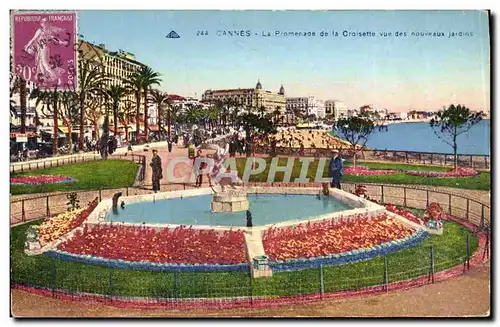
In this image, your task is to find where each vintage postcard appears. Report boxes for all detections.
[9,10,490,318]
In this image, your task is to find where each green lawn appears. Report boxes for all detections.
[10,160,139,195]
[235,158,490,190]
[11,220,478,298]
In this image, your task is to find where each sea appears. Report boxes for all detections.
[333,120,490,155]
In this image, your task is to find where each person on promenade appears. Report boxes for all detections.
[329,149,344,189]
[195,149,207,187]
[150,149,163,193]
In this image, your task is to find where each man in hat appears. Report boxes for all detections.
[150,149,163,193]
[329,149,344,189]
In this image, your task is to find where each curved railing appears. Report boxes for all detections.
[10,181,490,230]
[253,145,490,169]
[10,182,490,310]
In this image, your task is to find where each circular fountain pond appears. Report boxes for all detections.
[106,193,354,227]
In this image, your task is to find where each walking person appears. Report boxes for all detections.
[329,149,344,189]
[195,149,207,187]
[150,149,163,193]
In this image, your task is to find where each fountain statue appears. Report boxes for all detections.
[203,141,249,213]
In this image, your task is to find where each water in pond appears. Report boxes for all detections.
[106,194,354,227]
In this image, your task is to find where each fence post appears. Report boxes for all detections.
[28,163,31,170]
[99,189,102,202]
[21,164,24,173]
[44,161,46,169]
[126,187,129,196]
[21,200,26,222]
[430,153,433,164]
[319,264,324,300]
[482,227,490,261]
[429,245,435,283]
[380,185,385,203]
[448,194,452,214]
[51,261,57,298]
[464,234,470,271]
[405,152,408,163]
[183,183,186,190]
[46,196,50,217]
[484,156,488,169]
[480,206,485,229]
[444,155,447,166]
[174,271,180,298]
[108,270,113,302]
[383,256,389,292]
[403,187,407,207]
[470,156,473,168]
[418,153,421,163]
[466,199,470,221]
[37,162,39,170]
[426,190,430,207]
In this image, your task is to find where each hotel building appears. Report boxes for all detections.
[202,80,286,115]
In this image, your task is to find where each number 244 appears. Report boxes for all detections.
[197,30,208,36]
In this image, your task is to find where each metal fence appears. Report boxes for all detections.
[9,153,147,175]
[11,229,484,310]
[254,146,490,169]
[10,182,490,230]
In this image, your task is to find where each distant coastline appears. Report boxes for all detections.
[382,117,489,126]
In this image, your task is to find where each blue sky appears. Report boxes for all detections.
[78,10,490,112]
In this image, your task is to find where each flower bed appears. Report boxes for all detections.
[56,225,246,266]
[406,167,479,178]
[35,198,98,246]
[10,175,76,185]
[344,166,398,176]
[263,214,415,262]
[384,204,425,226]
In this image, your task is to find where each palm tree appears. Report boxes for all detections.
[104,84,129,137]
[149,89,169,140]
[85,94,104,141]
[118,99,136,144]
[32,87,61,155]
[138,66,161,142]
[76,61,106,150]
[9,76,28,133]
[124,72,143,143]
[19,78,27,134]
[59,91,79,153]
[183,105,202,125]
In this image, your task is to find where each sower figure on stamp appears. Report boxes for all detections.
[150,149,163,193]
[329,149,344,189]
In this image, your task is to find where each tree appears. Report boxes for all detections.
[104,84,129,137]
[76,60,106,150]
[59,91,80,153]
[237,106,278,157]
[430,104,482,169]
[162,103,181,136]
[84,94,105,141]
[183,105,203,125]
[118,99,136,143]
[124,71,143,144]
[149,89,169,140]
[138,66,161,142]
[32,86,62,155]
[334,114,375,167]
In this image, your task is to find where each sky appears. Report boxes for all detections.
[78,10,490,112]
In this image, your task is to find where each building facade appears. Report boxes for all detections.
[324,100,349,120]
[286,96,325,118]
[202,80,286,115]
